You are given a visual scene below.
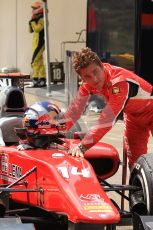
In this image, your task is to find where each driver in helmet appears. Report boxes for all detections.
[17,101,63,150]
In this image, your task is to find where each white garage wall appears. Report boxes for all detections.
[0,0,87,73]
[0,0,17,68]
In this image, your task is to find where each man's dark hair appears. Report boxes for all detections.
[72,47,102,74]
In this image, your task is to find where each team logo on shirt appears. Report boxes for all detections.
[112,87,120,94]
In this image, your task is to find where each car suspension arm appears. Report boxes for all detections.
[0,166,37,196]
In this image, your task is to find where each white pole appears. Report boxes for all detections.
[42,0,51,96]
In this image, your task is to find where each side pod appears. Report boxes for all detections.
[84,142,120,179]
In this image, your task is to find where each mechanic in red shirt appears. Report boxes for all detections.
[63,47,153,167]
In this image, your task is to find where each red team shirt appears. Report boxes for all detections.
[65,63,153,165]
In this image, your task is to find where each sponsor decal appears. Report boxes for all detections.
[135,163,141,170]
[1,153,22,181]
[80,194,103,202]
[80,194,113,213]
[112,87,120,94]
[52,153,65,158]
[83,204,113,212]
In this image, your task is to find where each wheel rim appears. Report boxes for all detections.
[130,174,148,215]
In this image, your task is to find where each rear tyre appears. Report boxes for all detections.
[129,153,153,215]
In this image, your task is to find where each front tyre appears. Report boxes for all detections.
[129,153,153,215]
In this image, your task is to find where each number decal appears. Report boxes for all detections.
[58,166,69,178]
[71,167,90,178]
[58,166,90,178]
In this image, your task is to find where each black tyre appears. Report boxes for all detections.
[129,153,153,215]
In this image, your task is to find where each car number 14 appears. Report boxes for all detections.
[58,166,90,179]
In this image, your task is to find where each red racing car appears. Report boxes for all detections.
[0,74,153,230]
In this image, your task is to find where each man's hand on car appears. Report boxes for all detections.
[17,144,34,151]
[68,144,87,157]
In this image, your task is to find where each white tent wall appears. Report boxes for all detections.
[0,0,87,74]
[0,0,17,68]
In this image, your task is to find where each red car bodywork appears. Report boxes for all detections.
[0,139,120,225]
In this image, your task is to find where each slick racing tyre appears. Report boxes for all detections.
[129,153,153,215]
